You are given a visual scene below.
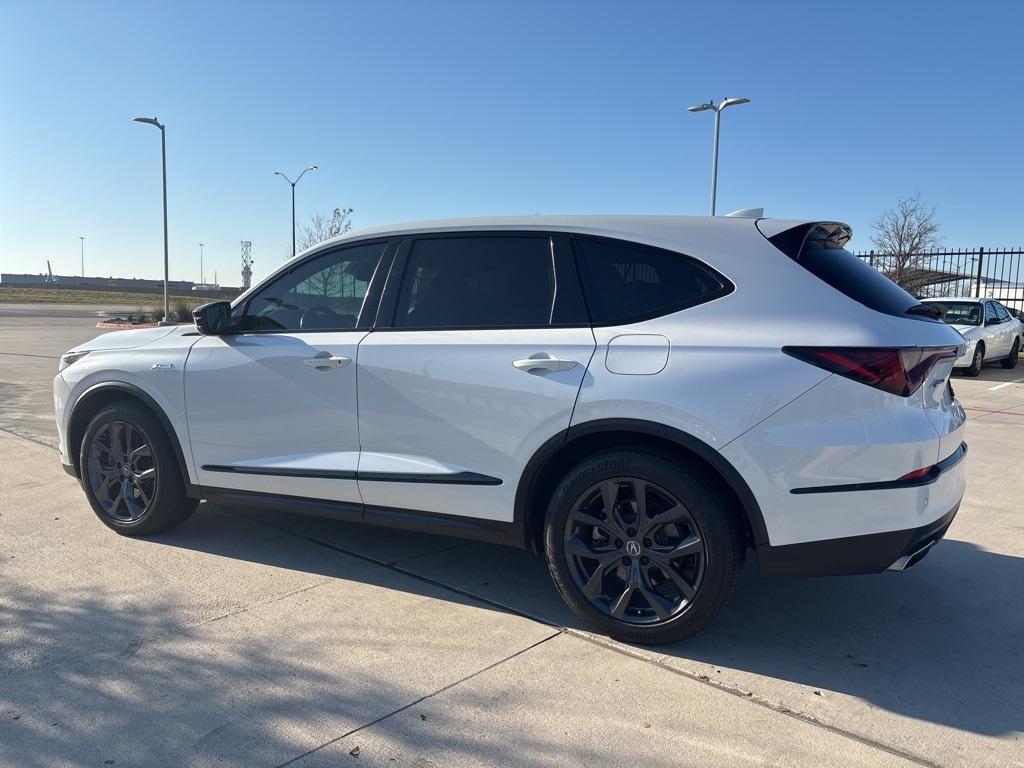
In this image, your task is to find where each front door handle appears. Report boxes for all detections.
[304,352,352,370]
[512,353,579,373]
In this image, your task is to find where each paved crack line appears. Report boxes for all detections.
[271,631,562,768]
[570,631,942,768]
[0,426,59,451]
[965,404,1024,419]
[387,540,476,566]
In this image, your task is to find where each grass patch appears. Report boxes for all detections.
[0,286,230,306]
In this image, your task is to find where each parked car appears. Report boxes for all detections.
[920,297,1021,376]
[54,216,968,644]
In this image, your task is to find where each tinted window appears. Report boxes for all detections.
[244,242,386,331]
[394,237,555,328]
[573,238,728,325]
[796,248,920,317]
[938,301,981,326]
[995,303,1011,321]
[767,222,925,319]
[985,302,999,323]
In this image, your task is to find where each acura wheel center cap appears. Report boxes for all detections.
[624,540,642,557]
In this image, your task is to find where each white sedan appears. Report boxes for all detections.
[922,297,1022,376]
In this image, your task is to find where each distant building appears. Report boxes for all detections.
[1,273,240,297]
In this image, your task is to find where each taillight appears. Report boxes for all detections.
[899,465,934,481]
[783,346,958,397]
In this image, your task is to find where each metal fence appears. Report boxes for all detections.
[854,248,1024,310]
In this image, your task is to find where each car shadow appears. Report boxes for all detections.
[150,503,1024,739]
[672,538,1024,737]
[952,363,1022,382]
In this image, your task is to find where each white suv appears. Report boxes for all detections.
[54,215,968,644]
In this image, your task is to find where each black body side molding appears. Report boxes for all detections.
[201,465,502,486]
[790,443,966,495]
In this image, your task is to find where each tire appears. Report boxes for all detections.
[1002,338,1020,369]
[544,450,742,645]
[79,401,198,536]
[965,344,984,377]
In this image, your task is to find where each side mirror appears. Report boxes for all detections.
[985,317,1000,326]
[193,301,233,335]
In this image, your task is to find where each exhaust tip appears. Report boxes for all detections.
[888,539,938,572]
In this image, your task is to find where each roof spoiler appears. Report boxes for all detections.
[756,220,853,260]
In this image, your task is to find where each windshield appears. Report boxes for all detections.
[934,301,981,326]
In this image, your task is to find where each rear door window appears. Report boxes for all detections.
[393,236,555,328]
[995,303,1011,322]
[572,237,730,325]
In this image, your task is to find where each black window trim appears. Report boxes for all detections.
[372,230,590,332]
[227,237,397,336]
[569,233,735,327]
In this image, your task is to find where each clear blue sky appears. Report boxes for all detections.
[1,0,1020,286]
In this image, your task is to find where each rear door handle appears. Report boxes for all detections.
[512,353,578,373]
[304,352,352,370]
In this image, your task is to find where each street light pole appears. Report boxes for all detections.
[79,236,85,283]
[274,166,318,258]
[199,242,205,285]
[133,116,173,324]
[687,97,750,216]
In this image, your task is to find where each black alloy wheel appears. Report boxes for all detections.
[563,477,706,624]
[544,450,741,645]
[87,420,158,522]
[79,402,198,536]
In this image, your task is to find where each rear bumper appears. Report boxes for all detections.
[757,500,960,578]
[952,338,979,368]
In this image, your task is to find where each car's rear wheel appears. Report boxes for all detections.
[965,344,984,377]
[80,402,198,536]
[1001,338,1020,369]
[544,450,741,645]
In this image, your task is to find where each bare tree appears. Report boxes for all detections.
[297,207,354,253]
[285,207,355,261]
[287,208,356,302]
[871,194,942,293]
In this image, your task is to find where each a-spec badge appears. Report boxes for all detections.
[151,362,175,370]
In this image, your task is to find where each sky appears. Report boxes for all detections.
[1,0,1021,287]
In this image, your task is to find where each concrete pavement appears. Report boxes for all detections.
[1,304,1022,767]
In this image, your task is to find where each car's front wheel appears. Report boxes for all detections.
[1002,338,1020,369]
[80,402,198,536]
[544,450,741,645]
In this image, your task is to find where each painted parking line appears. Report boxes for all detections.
[987,377,1024,391]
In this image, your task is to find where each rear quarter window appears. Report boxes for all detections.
[572,237,731,325]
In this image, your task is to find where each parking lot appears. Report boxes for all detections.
[1,303,1022,768]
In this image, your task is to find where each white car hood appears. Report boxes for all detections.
[73,325,188,352]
